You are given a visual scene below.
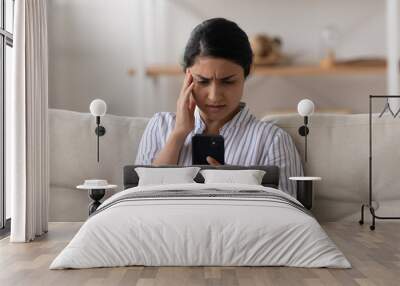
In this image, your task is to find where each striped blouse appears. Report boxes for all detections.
[135,102,304,196]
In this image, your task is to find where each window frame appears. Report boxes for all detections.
[0,0,14,233]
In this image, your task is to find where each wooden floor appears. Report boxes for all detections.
[0,222,399,286]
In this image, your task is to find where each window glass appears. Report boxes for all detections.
[5,44,12,219]
[6,0,14,33]
[0,1,3,29]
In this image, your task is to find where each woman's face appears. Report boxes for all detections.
[189,56,245,122]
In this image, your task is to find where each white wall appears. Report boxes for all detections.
[48,0,388,118]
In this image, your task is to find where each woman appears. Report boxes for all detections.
[135,18,303,196]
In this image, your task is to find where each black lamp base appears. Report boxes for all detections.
[298,125,309,136]
[95,126,106,136]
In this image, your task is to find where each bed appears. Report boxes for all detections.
[50,165,350,269]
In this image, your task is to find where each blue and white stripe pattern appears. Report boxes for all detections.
[135,103,303,196]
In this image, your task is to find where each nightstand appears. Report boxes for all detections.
[289,177,322,210]
[77,180,117,215]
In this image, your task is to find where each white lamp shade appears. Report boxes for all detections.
[90,99,107,116]
[297,99,315,116]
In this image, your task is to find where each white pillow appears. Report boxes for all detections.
[200,169,266,185]
[135,167,201,186]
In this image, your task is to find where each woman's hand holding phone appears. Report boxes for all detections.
[206,156,221,166]
[173,70,196,139]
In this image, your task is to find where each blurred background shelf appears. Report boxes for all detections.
[146,62,386,78]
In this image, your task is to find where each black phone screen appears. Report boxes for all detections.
[192,134,225,165]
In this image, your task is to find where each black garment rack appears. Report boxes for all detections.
[359,95,400,230]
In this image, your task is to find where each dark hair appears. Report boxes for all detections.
[182,18,253,78]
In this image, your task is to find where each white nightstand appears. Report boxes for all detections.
[289,177,322,210]
[77,180,117,215]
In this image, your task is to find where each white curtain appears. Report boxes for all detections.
[8,0,49,242]
[386,0,400,114]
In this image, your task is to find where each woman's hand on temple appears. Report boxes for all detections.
[173,70,196,139]
[153,70,196,166]
[206,156,221,166]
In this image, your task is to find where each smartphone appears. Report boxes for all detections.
[192,134,225,165]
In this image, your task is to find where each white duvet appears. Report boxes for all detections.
[50,183,351,269]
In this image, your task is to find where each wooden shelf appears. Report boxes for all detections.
[146,63,386,77]
[146,65,183,77]
[252,63,386,76]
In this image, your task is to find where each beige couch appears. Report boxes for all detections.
[50,109,400,222]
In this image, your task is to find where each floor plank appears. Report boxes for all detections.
[0,222,399,286]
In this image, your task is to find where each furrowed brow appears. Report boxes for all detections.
[194,74,211,80]
[219,74,236,80]
[193,74,236,80]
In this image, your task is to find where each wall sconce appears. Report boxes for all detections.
[89,99,107,162]
[297,99,315,163]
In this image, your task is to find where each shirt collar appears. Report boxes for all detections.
[193,102,252,134]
